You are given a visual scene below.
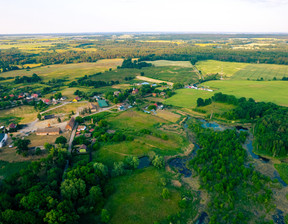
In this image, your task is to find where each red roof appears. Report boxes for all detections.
[9,94,15,98]
[89,129,94,132]
[9,123,17,129]
[44,99,50,103]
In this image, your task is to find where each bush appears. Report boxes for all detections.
[178,198,188,208]
[124,156,139,170]
[55,136,67,145]
[101,209,110,223]
[162,188,170,199]
[35,147,42,155]
[152,155,165,169]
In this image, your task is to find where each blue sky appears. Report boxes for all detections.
[0,0,287,34]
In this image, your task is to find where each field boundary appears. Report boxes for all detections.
[136,76,174,86]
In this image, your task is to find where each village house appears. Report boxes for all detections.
[152,93,157,97]
[79,144,87,153]
[0,133,8,148]
[114,91,121,96]
[132,88,139,94]
[84,133,92,138]
[36,125,61,136]
[160,92,166,96]
[88,102,97,112]
[73,97,81,102]
[77,125,86,131]
[8,123,17,131]
[42,99,51,105]
[66,117,75,131]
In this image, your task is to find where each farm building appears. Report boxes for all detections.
[88,102,97,112]
[0,133,8,148]
[97,100,108,108]
[66,117,75,131]
[73,97,81,102]
[36,127,61,136]
[44,115,55,120]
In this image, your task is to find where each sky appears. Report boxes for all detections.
[0,0,287,34]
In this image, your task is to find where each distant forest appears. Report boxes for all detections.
[1,36,288,72]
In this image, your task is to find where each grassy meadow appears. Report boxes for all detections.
[164,89,214,108]
[106,167,181,224]
[274,163,288,184]
[0,105,38,125]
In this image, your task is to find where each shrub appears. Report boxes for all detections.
[152,155,165,169]
[162,188,170,199]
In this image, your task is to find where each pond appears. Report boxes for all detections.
[137,156,151,169]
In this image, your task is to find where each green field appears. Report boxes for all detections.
[0,59,123,82]
[106,167,181,224]
[0,160,30,179]
[146,60,193,67]
[196,60,248,77]
[206,80,288,106]
[164,89,214,108]
[232,64,288,80]
[196,60,288,80]
[274,163,288,184]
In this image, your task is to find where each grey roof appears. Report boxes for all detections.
[0,133,7,141]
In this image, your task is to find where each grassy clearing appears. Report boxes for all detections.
[155,110,181,122]
[146,60,193,67]
[164,89,214,108]
[0,106,38,125]
[42,102,88,115]
[206,80,288,106]
[274,163,288,184]
[196,60,248,77]
[199,102,236,115]
[107,110,167,132]
[27,132,70,148]
[60,87,94,99]
[0,59,123,82]
[0,160,30,179]
[232,63,288,80]
[106,167,181,224]
[136,75,173,86]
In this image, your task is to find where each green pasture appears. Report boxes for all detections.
[0,160,30,179]
[232,64,288,80]
[206,80,288,107]
[106,167,181,224]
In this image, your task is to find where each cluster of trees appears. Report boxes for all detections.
[105,89,132,104]
[120,58,152,69]
[14,74,42,84]
[189,125,272,223]
[197,92,288,157]
[70,75,119,89]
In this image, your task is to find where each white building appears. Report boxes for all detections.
[0,133,8,148]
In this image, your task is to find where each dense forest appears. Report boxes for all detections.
[197,92,288,157]
[189,124,273,223]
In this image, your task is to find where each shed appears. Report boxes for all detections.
[97,100,108,108]
[66,117,75,131]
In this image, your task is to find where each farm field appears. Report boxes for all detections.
[196,60,288,80]
[198,102,236,115]
[105,167,181,224]
[141,67,198,85]
[0,105,38,125]
[232,64,288,80]
[146,60,193,67]
[0,59,124,81]
[196,60,248,77]
[206,80,288,106]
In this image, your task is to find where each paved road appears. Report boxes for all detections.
[68,122,78,154]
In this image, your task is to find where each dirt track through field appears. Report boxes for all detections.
[136,76,174,86]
